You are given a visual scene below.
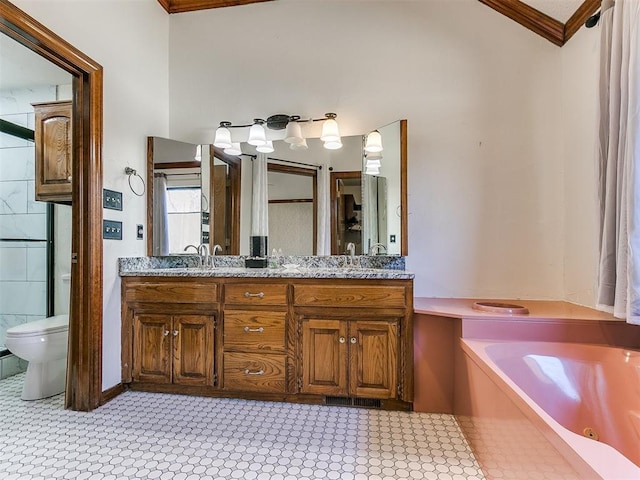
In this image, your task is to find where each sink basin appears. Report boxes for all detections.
[472,301,529,315]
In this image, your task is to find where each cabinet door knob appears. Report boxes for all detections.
[244,326,264,333]
[350,337,357,344]
[339,336,346,344]
[244,369,265,375]
[163,330,170,336]
[244,292,265,298]
[173,330,179,336]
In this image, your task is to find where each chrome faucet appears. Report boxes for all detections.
[210,244,222,268]
[184,244,202,267]
[198,243,209,267]
[368,243,387,256]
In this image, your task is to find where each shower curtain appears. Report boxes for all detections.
[153,174,169,256]
[251,153,269,237]
[595,0,640,325]
[316,164,331,255]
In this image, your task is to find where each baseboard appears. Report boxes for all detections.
[101,382,126,405]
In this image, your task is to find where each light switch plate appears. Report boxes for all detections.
[103,189,123,211]
[103,220,123,240]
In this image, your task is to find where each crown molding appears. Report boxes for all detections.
[478,0,601,47]
[158,0,273,14]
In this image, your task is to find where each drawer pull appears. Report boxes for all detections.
[244,326,265,333]
[350,337,357,344]
[244,291,265,298]
[339,336,346,344]
[173,330,179,336]
[163,330,170,336]
[244,369,265,375]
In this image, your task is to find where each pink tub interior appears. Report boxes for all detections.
[485,342,640,468]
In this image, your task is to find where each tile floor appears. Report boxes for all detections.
[0,373,486,480]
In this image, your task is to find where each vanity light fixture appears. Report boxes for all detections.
[365,152,382,176]
[247,119,267,146]
[224,142,242,156]
[256,140,275,154]
[213,113,342,151]
[213,121,233,149]
[364,130,383,153]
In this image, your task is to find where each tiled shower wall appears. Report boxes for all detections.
[0,86,57,378]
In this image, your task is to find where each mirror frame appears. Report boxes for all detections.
[400,119,408,255]
[0,0,104,410]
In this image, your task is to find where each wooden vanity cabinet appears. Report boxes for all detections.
[133,313,214,386]
[221,282,289,395]
[295,281,409,403]
[122,276,413,409]
[122,277,218,389]
[300,318,398,399]
[32,101,72,203]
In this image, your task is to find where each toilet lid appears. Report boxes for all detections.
[6,314,69,337]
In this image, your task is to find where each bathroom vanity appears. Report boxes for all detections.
[120,257,414,410]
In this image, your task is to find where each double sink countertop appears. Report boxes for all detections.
[119,255,414,281]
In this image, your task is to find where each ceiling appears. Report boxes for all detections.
[157,0,601,47]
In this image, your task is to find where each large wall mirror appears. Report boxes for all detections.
[147,119,407,257]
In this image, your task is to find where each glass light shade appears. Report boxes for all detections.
[366,158,381,168]
[290,138,308,150]
[213,126,232,149]
[365,165,380,175]
[284,121,303,144]
[248,123,267,146]
[256,140,274,153]
[224,142,242,156]
[365,130,383,153]
[323,139,343,150]
[320,118,340,143]
[194,145,202,161]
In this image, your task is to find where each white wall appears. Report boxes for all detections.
[560,27,600,308]
[169,0,565,299]
[13,0,170,390]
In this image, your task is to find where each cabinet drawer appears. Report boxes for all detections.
[225,283,287,305]
[223,352,286,393]
[224,311,286,351]
[294,285,406,308]
[125,281,218,304]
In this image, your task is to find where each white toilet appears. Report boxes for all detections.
[5,273,71,400]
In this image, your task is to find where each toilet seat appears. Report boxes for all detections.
[6,314,69,338]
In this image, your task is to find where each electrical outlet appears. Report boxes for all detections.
[136,224,144,240]
[103,220,123,240]
[390,234,396,243]
[103,189,123,211]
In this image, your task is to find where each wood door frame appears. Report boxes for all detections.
[0,0,104,410]
[211,147,241,255]
[330,171,361,255]
[267,163,318,255]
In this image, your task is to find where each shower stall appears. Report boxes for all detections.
[0,103,54,380]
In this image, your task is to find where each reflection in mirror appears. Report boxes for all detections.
[147,137,241,256]
[147,119,407,257]
[362,120,405,256]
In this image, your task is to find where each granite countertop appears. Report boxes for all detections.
[118,255,414,280]
[120,266,414,280]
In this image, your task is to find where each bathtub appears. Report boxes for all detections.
[457,340,640,480]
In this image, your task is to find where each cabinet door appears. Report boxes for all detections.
[33,101,72,202]
[349,321,398,399]
[173,315,215,386]
[133,314,172,384]
[300,319,348,396]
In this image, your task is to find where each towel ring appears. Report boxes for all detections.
[125,167,145,197]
